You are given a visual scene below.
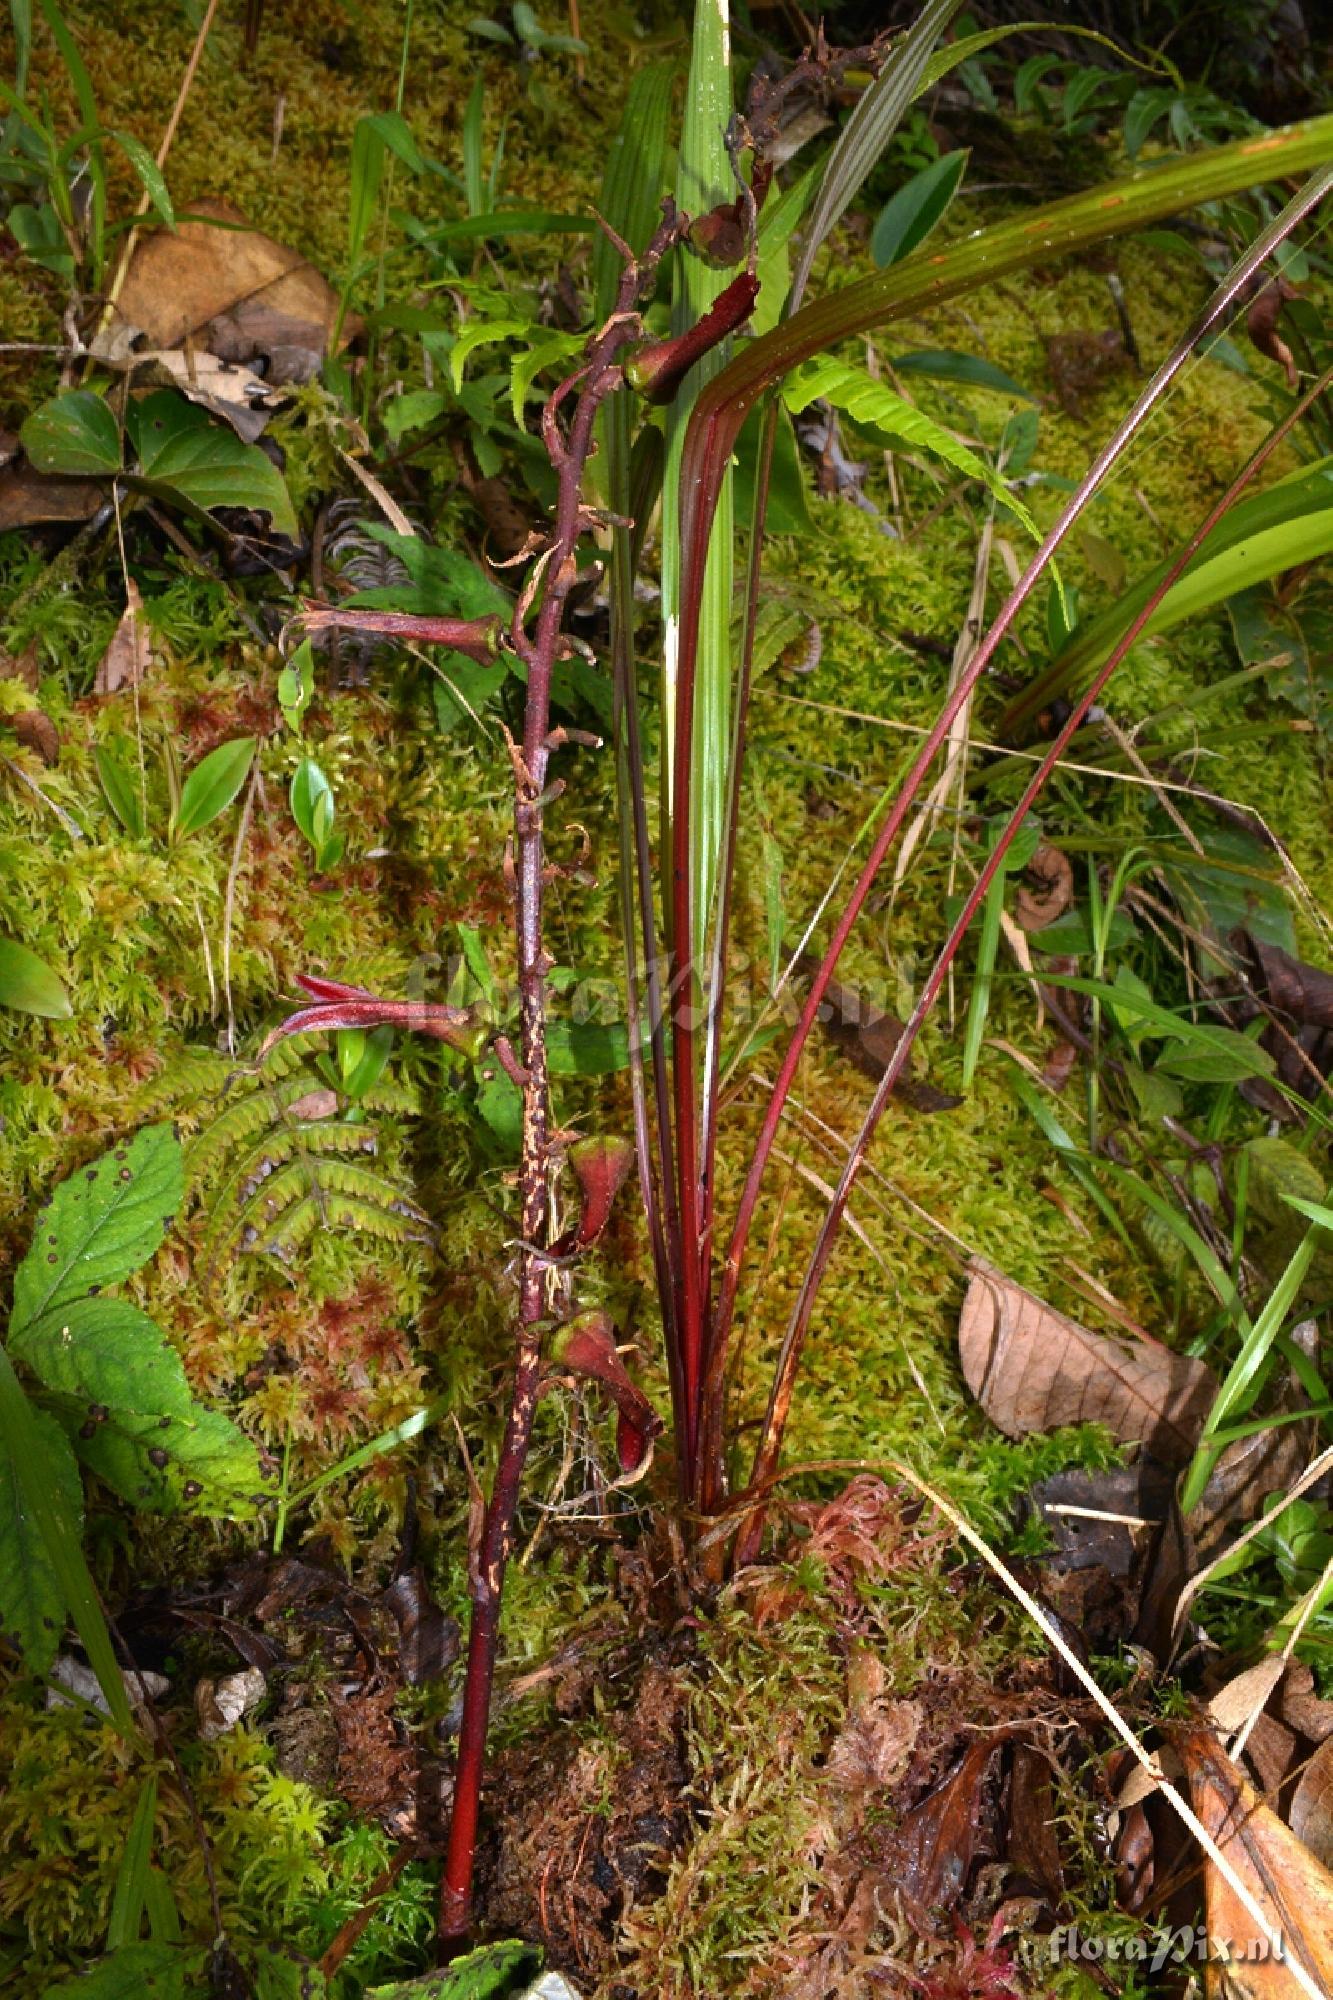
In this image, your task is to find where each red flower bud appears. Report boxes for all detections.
[623,271,760,406]
[568,1135,635,1248]
[547,1309,662,1473]
[258,973,484,1063]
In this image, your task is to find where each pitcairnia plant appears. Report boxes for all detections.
[279,3,1333,1941]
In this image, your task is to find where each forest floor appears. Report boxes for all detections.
[2,4,1332,1998]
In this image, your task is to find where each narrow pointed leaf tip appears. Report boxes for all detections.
[548,1310,663,1472]
[258,974,485,1061]
[298,602,504,665]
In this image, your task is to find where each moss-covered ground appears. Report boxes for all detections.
[1,3,1330,1995]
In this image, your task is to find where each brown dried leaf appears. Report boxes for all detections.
[380,1567,459,1687]
[1290,1740,1333,1870]
[0,464,104,533]
[1178,1724,1333,1998]
[0,641,41,691]
[10,710,59,765]
[1015,843,1074,933]
[1279,1665,1333,1746]
[95,580,155,695]
[960,1259,1217,1463]
[110,197,353,358]
[1006,1743,1065,1903]
[889,1736,1004,1916]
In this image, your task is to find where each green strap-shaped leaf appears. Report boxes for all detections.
[783,356,1043,544]
[126,391,297,536]
[107,1776,159,1950]
[1005,459,1333,731]
[11,1297,196,1419]
[10,1126,184,1337]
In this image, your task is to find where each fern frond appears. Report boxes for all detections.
[198,1120,381,1281]
[184,1064,328,1194]
[255,1168,433,1265]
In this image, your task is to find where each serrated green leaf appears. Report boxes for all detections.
[509,332,582,427]
[0,1399,81,1676]
[449,317,531,394]
[174,735,255,839]
[11,1126,183,1337]
[367,1938,540,2000]
[0,936,72,1019]
[126,391,297,535]
[20,389,122,477]
[782,358,1043,543]
[74,1402,264,1515]
[40,1942,208,2000]
[12,1297,195,1420]
[0,1344,128,1724]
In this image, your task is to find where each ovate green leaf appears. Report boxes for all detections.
[11,1297,196,1420]
[20,390,122,478]
[126,392,297,535]
[11,1125,183,1336]
[174,736,255,839]
[0,937,72,1019]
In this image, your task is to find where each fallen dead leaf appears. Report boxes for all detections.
[1210,1660,1288,1739]
[1015,842,1074,933]
[0,642,41,691]
[0,464,105,533]
[959,1259,1217,1463]
[99,345,280,444]
[1290,1740,1333,1869]
[888,1735,1005,1918]
[95,581,155,695]
[1279,1665,1333,1746]
[109,198,353,363]
[9,710,59,765]
[1178,1724,1333,1998]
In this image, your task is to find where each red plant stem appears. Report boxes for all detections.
[439,217,682,1943]
[298,604,502,663]
[606,392,687,1456]
[697,169,1333,1479]
[734,359,1333,1566]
